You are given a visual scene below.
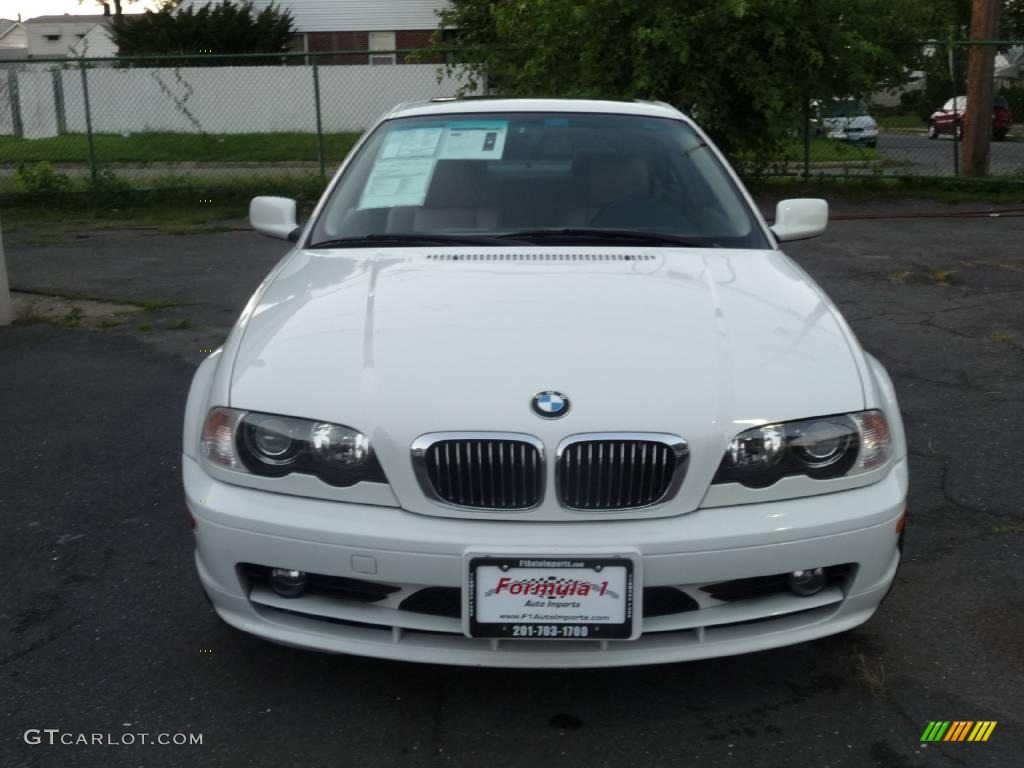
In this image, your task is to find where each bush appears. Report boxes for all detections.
[91,167,134,207]
[15,161,74,201]
[998,83,1024,121]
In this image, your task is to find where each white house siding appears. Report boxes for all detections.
[68,25,118,59]
[179,0,448,31]
[0,23,27,49]
[27,20,104,58]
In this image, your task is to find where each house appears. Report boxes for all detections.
[23,14,111,59]
[995,47,1024,81]
[179,0,451,63]
[68,23,118,61]
[0,18,27,50]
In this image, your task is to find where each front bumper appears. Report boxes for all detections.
[184,455,907,668]
[827,129,879,143]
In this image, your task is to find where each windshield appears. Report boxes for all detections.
[308,111,769,249]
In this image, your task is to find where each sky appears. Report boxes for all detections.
[0,0,157,21]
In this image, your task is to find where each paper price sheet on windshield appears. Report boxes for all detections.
[358,121,508,210]
[438,121,507,160]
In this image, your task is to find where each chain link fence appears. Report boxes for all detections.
[1,43,1023,204]
[0,50,481,202]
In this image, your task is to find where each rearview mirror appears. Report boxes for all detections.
[250,196,301,241]
[771,198,828,242]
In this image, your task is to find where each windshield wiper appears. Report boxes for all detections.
[308,233,522,248]
[497,228,711,247]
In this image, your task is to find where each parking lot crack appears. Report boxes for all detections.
[0,621,79,668]
[939,459,990,518]
[920,313,980,342]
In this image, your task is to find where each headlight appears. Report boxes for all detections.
[713,410,890,488]
[201,407,386,487]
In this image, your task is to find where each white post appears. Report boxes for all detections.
[0,216,12,326]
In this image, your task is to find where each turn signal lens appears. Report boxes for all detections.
[851,410,891,472]
[201,407,246,470]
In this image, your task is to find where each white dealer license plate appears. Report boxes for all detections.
[466,556,636,640]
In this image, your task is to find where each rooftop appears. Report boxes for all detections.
[25,14,108,24]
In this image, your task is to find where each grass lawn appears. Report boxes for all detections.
[0,172,328,233]
[782,138,881,163]
[0,132,362,164]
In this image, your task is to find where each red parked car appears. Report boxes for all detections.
[928,95,1013,141]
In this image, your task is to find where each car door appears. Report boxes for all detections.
[952,97,967,133]
[934,98,956,132]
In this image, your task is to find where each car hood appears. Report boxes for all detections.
[228,247,866,517]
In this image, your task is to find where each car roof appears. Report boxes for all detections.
[386,97,687,121]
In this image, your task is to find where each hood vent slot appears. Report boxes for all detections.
[426,253,655,262]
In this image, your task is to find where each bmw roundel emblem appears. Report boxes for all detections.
[532,391,570,419]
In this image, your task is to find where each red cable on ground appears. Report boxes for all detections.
[829,208,1024,221]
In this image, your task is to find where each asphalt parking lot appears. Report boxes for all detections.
[1,201,1022,767]
[875,131,1024,176]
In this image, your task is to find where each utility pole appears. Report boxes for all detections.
[961,0,1001,177]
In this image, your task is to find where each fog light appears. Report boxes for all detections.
[787,567,826,596]
[270,568,308,598]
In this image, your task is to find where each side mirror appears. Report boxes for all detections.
[771,198,828,242]
[250,196,301,241]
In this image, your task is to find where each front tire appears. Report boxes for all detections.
[927,122,938,139]
[993,129,1008,141]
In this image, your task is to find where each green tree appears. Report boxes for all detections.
[1004,0,1024,38]
[109,1,294,61]
[922,1,1024,39]
[428,0,944,159]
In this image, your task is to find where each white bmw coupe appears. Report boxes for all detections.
[183,98,907,667]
